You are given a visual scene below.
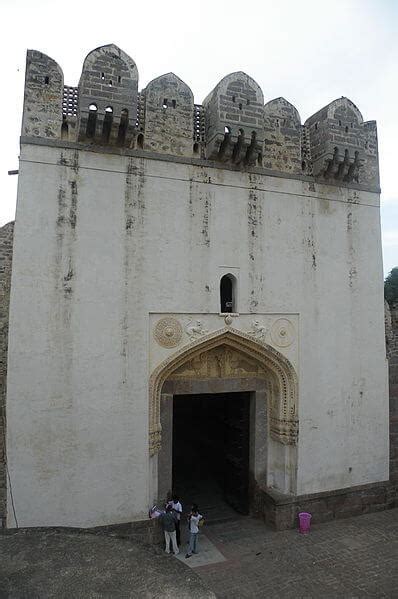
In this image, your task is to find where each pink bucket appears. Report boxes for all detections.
[298,512,312,534]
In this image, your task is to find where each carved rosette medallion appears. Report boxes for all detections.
[153,317,183,348]
[271,318,295,347]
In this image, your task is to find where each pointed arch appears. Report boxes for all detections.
[149,327,298,455]
[263,97,301,128]
[80,44,138,83]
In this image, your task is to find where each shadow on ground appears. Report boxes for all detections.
[0,527,216,599]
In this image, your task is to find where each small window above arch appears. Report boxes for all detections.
[44,76,50,85]
[89,103,98,112]
[105,106,113,113]
[220,274,237,313]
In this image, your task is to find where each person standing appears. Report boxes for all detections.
[168,494,183,546]
[185,504,203,558]
[159,504,179,555]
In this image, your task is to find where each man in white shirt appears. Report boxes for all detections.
[185,504,203,558]
[167,494,183,546]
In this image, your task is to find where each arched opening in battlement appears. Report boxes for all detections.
[137,133,144,149]
[102,107,113,143]
[117,109,129,146]
[220,273,237,313]
[61,116,69,140]
[86,104,98,139]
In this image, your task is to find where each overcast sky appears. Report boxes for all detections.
[2,0,397,275]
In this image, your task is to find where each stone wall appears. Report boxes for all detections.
[0,222,14,528]
[386,300,398,492]
[23,45,380,189]
[258,481,395,530]
[22,51,63,139]
[7,143,387,528]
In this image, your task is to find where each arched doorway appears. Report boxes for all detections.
[149,328,298,515]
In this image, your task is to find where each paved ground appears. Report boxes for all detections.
[1,509,398,598]
[194,508,398,598]
[0,528,215,599]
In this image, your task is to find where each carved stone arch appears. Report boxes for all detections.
[149,327,298,455]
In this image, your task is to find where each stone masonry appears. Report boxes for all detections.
[386,300,398,493]
[0,222,14,528]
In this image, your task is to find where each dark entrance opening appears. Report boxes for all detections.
[172,392,250,515]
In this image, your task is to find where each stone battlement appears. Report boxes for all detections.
[22,44,379,188]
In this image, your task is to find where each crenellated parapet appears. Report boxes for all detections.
[22,50,64,139]
[305,97,379,187]
[263,98,302,174]
[77,44,138,146]
[20,45,380,189]
[202,72,265,167]
[142,73,194,157]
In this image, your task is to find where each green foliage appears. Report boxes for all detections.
[385,267,398,304]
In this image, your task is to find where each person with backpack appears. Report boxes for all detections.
[167,494,183,546]
[159,504,179,555]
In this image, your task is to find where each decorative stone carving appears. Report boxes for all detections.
[169,346,266,380]
[271,318,295,348]
[185,319,208,341]
[148,327,298,456]
[153,317,183,348]
[247,319,268,341]
[224,315,233,326]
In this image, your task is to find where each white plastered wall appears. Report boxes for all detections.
[6,144,388,527]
